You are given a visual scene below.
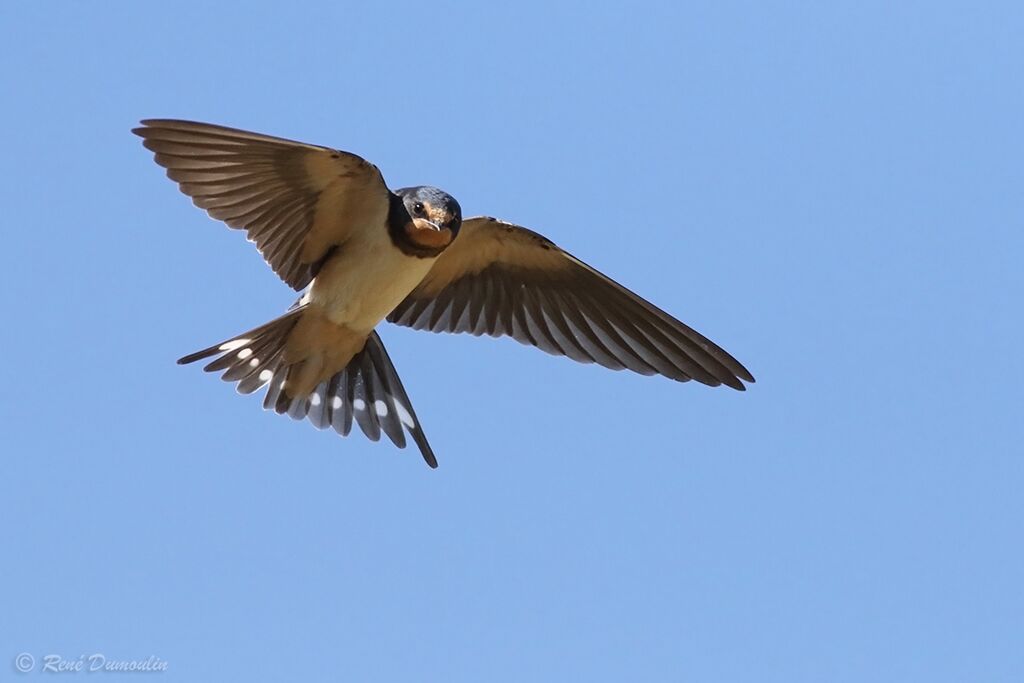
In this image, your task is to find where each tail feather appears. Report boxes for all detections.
[327,371,355,436]
[351,368,382,443]
[237,343,286,395]
[179,311,438,467]
[362,343,408,448]
[178,308,304,399]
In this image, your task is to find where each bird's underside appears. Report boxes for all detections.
[135,119,754,467]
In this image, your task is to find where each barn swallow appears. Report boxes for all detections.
[134,119,754,468]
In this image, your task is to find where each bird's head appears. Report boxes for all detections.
[396,186,462,250]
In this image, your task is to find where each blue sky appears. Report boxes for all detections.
[1,2,1021,681]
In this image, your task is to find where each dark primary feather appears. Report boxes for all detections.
[388,217,754,390]
[179,310,437,468]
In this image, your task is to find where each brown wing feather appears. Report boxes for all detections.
[133,119,391,290]
[388,217,755,390]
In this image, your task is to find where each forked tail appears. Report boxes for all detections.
[178,307,437,467]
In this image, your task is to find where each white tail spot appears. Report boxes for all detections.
[237,348,253,359]
[353,398,366,411]
[331,396,343,410]
[219,338,250,352]
[374,400,388,417]
[258,370,273,382]
[394,400,415,428]
[249,358,259,367]
[310,393,322,407]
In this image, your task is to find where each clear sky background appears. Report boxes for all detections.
[1,2,1021,681]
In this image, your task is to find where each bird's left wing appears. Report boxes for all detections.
[388,217,754,389]
[134,119,391,290]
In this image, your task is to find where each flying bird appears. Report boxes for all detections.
[134,119,754,468]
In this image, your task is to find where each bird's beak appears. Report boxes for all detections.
[407,218,453,248]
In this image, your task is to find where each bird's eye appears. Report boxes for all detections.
[413,202,425,215]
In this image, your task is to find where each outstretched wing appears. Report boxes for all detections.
[388,217,754,390]
[134,119,391,290]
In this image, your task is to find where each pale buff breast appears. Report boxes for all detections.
[306,227,436,333]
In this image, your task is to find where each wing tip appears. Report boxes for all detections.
[132,118,208,138]
[720,371,755,392]
[733,364,756,387]
[136,118,183,127]
[133,118,168,134]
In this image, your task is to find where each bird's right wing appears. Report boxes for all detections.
[134,119,392,290]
